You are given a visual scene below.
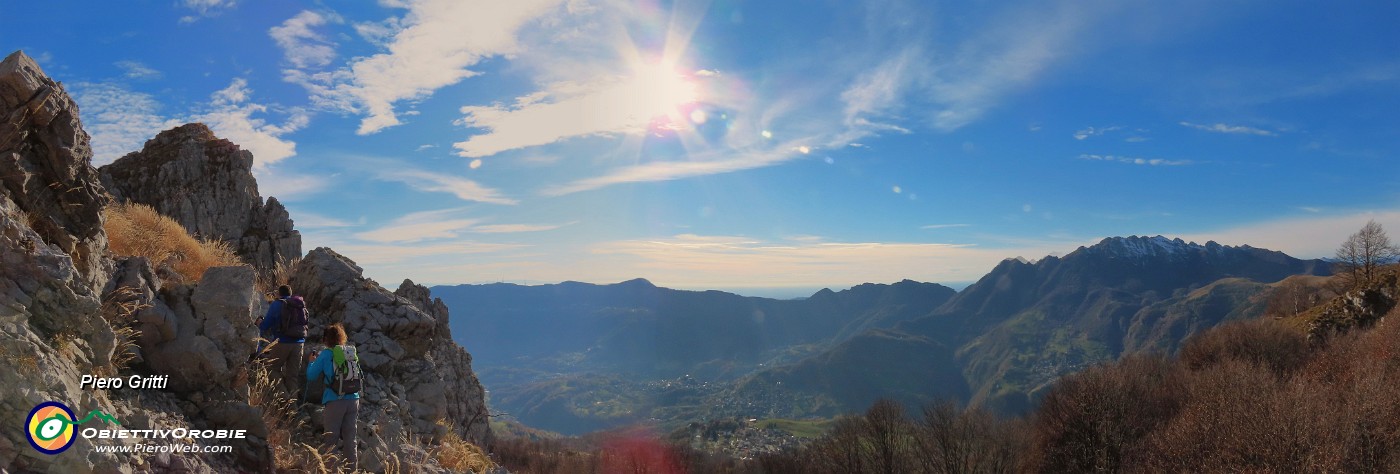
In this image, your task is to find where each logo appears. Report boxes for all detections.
[26,402,76,455]
[25,402,121,455]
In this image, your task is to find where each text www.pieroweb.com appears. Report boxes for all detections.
[93,443,233,454]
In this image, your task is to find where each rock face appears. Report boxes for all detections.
[291,248,493,472]
[98,123,300,273]
[0,50,109,290]
[2,49,491,473]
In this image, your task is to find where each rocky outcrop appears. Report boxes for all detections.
[3,49,492,472]
[0,50,109,290]
[0,50,123,472]
[98,123,300,274]
[1307,270,1400,340]
[291,248,493,472]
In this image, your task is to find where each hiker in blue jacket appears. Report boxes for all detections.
[306,323,360,471]
[258,285,307,399]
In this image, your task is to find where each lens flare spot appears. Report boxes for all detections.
[761,130,772,139]
[893,185,903,194]
[689,109,708,124]
[797,146,810,154]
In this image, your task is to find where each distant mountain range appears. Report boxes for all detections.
[434,235,1329,434]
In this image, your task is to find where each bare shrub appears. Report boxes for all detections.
[1025,354,1185,473]
[919,400,1025,474]
[1178,318,1310,377]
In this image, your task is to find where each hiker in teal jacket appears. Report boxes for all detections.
[306,323,360,471]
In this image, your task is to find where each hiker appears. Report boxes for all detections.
[258,285,308,398]
[306,323,362,471]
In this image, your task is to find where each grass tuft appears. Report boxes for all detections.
[103,202,244,281]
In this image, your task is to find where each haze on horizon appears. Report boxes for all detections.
[7,0,1399,292]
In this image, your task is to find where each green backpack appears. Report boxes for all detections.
[329,345,363,396]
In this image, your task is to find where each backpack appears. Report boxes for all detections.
[276,296,309,339]
[329,345,363,396]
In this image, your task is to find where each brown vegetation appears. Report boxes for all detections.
[756,308,1400,473]
[103,202,243,281]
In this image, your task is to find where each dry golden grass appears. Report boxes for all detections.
[435,420,497,473]
[103,202,244,282]
[98,286,149,376]
[256,256,301,296]
[248,358,348,473]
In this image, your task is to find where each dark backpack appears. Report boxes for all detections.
[276,296,309,339]
[329,345,363,396]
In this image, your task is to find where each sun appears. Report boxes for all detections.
[622,60,699,130]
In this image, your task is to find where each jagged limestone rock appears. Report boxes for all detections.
[291,248,493,472]
[0,51,110,291]
[97,123,300,274]
[143,266,259,393]
[0,50,131,473]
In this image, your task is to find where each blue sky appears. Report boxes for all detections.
[6,0,1399,295]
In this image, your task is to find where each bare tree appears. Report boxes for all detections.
[1334,220,1399,289]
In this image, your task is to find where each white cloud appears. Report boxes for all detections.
[254,168,328,202]
[1179,121,1276,136]
[191,79,308,167]
[841,47,921,128]
[1079,154,1192,166]
[588,234,1063,288]
[286,210,361,229]
[924,4,1099,130]
[1073,125,1122,140]
[286,0,567,135]
[270,11,338,69]
[542,138,817,196]
[115,61,161,80]
[375,168,517,204]
[178,0,237,21]
[470,222,574,233]
[454,68,699,157]
[71,83,177,166]
[354,208,479,243]
[1178,210,1400,260]
[72,79,307,168]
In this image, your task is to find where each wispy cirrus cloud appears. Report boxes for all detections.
[470,222,575,233]
[281,0,567,135]
[541,137,821,196]
[270,11,339,69]
[1179,121,1276,136]
[115,61,161,80]
[354,208,480,243]
[453,69,703,157]
[1079,154,1192,166]
[73,78,307,168]
[588,233,1062,288]
[1073,125,1122,140]
[71,83,177,166]
[374,168,518,205]
[178,0,237,23]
